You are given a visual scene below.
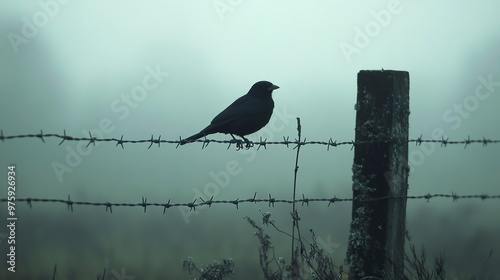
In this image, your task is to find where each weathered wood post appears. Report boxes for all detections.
[347,70,410,280]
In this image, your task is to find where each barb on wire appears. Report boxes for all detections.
[1,130,500,149]
[1,193,499,213]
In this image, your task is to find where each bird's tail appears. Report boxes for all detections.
[180,132,205,145]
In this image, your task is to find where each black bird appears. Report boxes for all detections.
[181,81,279,146]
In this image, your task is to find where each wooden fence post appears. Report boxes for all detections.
[347,70,410,280]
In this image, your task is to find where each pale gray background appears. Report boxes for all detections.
[1,1,499,279]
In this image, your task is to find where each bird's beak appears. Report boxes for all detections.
[268,84,280,91]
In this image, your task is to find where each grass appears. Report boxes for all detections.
[176,211,483,280]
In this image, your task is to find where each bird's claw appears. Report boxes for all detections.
[244,139,253,149]
[240,136,253,149]
[235,140,244,150]
[230,134,253,150]
[233,138,253,150]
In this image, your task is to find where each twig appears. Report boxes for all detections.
[290,117,302,279]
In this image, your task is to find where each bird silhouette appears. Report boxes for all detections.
[181,81,279,147]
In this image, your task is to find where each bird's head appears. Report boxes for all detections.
[248,81,279,97]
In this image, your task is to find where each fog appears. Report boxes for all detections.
[0,1,499,279]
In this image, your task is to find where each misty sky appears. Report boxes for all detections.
[1,1,500,279]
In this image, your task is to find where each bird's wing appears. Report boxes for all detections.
[198,95,262,134]
[210,95,261,125]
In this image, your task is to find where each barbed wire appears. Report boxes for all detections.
[1,130,500,150]
[1,193,499,213]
